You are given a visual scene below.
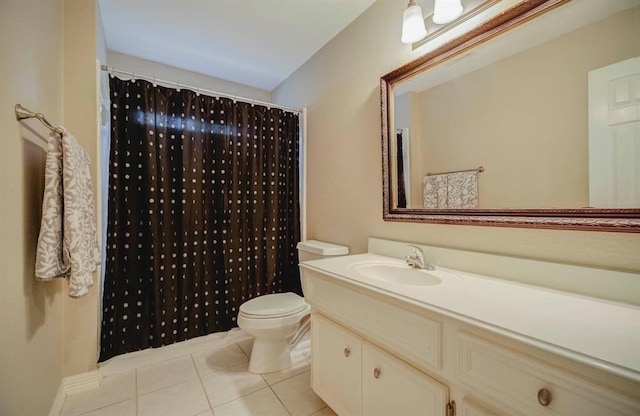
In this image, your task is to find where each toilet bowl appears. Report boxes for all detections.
[237,240,348,374]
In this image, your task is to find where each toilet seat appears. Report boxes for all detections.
[239,292,307,319]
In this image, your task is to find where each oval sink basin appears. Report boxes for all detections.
[353,263,441,286]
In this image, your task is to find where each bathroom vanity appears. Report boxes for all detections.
[300,239,640,416]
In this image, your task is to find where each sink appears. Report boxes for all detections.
[352,263,441,286]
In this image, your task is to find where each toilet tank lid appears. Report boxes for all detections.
[240,293,307,316]
[297,240,349,256]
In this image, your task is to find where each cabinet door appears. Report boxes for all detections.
[363,341,448,416]
[311,314,362,416]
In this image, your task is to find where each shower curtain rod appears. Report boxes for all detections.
[100,65,304,114]
[426,166,485,176]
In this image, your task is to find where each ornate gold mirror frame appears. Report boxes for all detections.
[381,0,640,232]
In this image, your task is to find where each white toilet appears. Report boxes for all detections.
[237,240,349,373]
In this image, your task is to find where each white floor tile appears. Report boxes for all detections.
[192,342,248,376]
[79,399,136,416]
[137,379,210,416]
[60,371,135,416]
[137,355,199,395]
[212,388,289,416]
[60,328,325,416]
[271,371,326,416]
[200,361,267,407]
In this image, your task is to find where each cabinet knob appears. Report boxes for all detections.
[537,388,552,407]
[344,347,350,358]
[373,368,381,379]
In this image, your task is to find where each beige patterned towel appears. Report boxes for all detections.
[35,131,100,298]
[447,171,478,209]
[423,174,448,208]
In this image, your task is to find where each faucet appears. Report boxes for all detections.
[406,245,435,270]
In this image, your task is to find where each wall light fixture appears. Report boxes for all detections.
[401,0,428,44]
[433,0,464,25]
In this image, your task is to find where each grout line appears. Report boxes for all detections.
[309,406,331,416]
[73,399,133,416]
[209,386,273,411]
[267,383,293,416]
[133,355,206,398]
[237,339,252,359]
[134,370,138,416]
[192,353,215,414]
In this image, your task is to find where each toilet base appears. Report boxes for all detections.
[248,337,292,374]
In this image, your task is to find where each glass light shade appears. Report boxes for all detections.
[401,3,427,44]
[433,0,463,25]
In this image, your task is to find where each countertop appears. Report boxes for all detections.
[301,253,640,383]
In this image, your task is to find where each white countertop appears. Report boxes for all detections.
[301,253,640,383]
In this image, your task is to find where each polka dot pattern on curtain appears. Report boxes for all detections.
[99,76,301,362]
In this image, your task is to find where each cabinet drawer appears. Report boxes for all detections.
[304,271,442,371]
[456,332,640,416]
[311,314,362,416]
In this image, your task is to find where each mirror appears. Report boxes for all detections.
[381,0,640,231]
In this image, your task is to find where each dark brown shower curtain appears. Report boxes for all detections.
[99,76,301,362]
[396,131,407,208]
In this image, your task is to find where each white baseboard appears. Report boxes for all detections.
[48,370,102,416]
[63,370,101,395]
[48,382,66,416]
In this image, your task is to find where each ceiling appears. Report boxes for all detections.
[98,0,377,92]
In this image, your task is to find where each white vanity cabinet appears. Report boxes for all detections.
[302,259,640,416]
[312,313,449,416]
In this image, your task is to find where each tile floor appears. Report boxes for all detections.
[60,330,335,416]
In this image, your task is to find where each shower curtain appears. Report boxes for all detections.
[99,76,301,362]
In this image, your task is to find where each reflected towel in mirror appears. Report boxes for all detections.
[447,171,478,209]
[423,174,448,208]
[423,171,478,209]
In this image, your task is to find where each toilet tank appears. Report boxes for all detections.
[296,240,349,263]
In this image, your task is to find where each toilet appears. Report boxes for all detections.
[237,240,349,373]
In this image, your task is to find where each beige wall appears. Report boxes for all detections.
[0,1,66,415]
[273,1,640,275]
[415,7,640,208]
[62,0,102,377]
[107,51,272,103]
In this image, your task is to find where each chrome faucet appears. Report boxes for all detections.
[406,244,435,270]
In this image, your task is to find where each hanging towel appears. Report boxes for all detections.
[447,171,479,209]
[35,130,100,298]
[423,174,448,208]
[35,133,67,280]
